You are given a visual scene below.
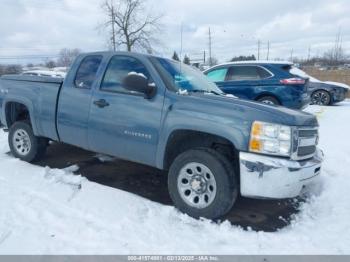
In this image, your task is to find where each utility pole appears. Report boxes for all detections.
[334,27,342,64]
[266,41,270,60]
[307,46,311,62]
[257,39,261,60]
[203,50,206,64]
[290,49,294,62]
[180,23,183,62]
[208,27,212,66]
[111,2,116,51]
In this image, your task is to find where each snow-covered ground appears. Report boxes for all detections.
[1,102,350,254]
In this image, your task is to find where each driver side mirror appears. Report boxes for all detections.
[123,73,156,99]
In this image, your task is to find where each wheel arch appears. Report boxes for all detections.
[254,93,282,105]
[161,129,239,173]
[4,99,39,135]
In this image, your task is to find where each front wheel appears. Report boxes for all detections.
[168,148,238,219]
[8,121,48,162]
[311,90,331,105]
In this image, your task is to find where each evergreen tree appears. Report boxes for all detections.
[230,55,256,62]
[172,51,180,61]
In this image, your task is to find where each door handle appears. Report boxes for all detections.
[93,99,110,108]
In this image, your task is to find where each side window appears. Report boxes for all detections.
[75,55,103,89]
[257,67,273,79]
[101,56,152,94]
[227,66,261,81]
[206,68,228,82]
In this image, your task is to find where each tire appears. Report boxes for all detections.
[168,148,238,220]
[8,121,47,162]
[257,96,280,106]
[311,90,331,105]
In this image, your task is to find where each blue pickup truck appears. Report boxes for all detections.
[0,52,323,219]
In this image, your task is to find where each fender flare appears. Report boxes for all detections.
[3,97,39,135]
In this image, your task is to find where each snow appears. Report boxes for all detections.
[127,72,147,79]
[94,154,115,163]
[226,94,238,98]
[218,60,293,66]
[324,81,350,90]
[22,70,66,78]
[1,101,350,254]
[177,88,189,95]
[289,67,321,82]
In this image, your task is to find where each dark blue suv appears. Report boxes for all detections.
[204,61,310,109]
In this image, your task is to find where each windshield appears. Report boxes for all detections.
[152,57,224,95]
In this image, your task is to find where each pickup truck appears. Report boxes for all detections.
[0,52,323,219]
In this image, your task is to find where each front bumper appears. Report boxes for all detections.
[239,149,323,199]
[333,88,348,103]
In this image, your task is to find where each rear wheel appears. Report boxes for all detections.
[257,96,280,106]
[311,90,331,105]
[8,121,48,162]
[168,148,238,219]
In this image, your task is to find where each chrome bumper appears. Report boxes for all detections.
[239,149,324,199]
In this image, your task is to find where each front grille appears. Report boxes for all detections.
[293,128,318,160]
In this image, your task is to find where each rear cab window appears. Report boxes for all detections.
[75,55,103,89]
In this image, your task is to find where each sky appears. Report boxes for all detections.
[0,0,349,64]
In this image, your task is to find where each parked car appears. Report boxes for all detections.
[287,67,349,106]
[0,52,323,220]
[203,61,310,110]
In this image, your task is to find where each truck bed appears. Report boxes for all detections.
[0,75,63,141]
[1,75,64,84]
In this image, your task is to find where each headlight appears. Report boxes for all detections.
[249,121,292,157]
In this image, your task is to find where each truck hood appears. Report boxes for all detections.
[183,93,318,127]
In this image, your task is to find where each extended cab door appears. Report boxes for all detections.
[57,55,103,148]
[87,55,164,166]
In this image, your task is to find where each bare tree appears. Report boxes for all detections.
[0,64,22,76]
[208,57,219,66]
[57,48,81,67]
[323,29,348,66]
[45,60,57,69]
[101,0,162,52]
